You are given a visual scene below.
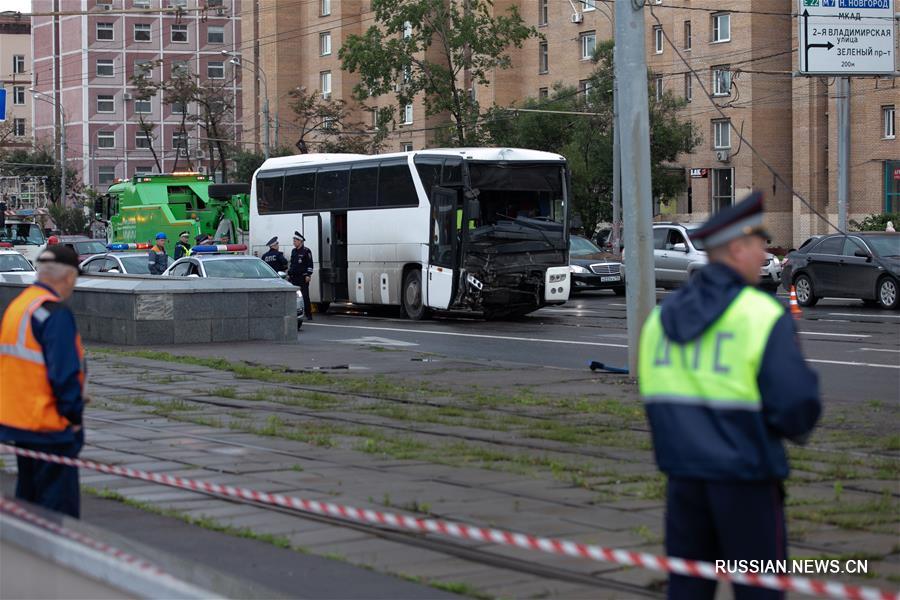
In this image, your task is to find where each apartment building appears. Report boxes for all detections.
[31,0,243,190]
[244,1,896,246]
[0,16,32,149]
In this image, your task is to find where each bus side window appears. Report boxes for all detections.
[442,159,462,186]
[315,167,350,210]
[349,164,378,209]
[414,159,442,202]
[284,170,316,212]
[378,162,418,208]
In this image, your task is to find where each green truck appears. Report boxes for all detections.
[94,172,250,245]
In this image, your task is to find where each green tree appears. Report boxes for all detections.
[850,213,900,231]
[0,146,78,202]
[231,147,294,184]
[339,0,538,146]
[48,200,88,234]
[288,87,389,155]
[486,40,699,237]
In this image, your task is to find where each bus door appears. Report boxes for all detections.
[426,187,458,310]
[319,211,349,302]
[302,213,323,303]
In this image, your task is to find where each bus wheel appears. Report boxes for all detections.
[402,269,428,320]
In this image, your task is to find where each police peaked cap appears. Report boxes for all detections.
[266,236,279,247]
[293,231,305,241]
[689,190,771,249]
[179,231,189,237]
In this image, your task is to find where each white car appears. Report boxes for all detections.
[162,253,304,326]
[80,251,174,274]
[0,246,36,282]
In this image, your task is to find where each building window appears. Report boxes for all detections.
[582,0,595,10]
[98,166,116,185]
[97,0,113,10]
[883,105,896,139]
[538,87,549,100]
[169,0,187,7]
[207,61,224,79]
[96,59,115,77]
[684,73,692,102]
[713,119,731,149]
[133,0,150,7]
[172,100,187,114]
[173,131,188,155]
[538,41,548,74]
[12,86,25,105]
[135,60,153,77]
[171,24,188,43]
[712,13,730,43]
[135,132,153,149]
[579,79,593,96]
[172,60,189,76]
[12,55,25,74]
[580,31,596,60]
[320,71,332,99]
[135,98,152,113]
[403,103,413,124]
[134,23,151,42]
[97,22,114,41]
[403,21,412,39]
[320,32,332,55]
[97,131,116,148]
[321,0,330,16]
[712,168,734,213]
[97,94,115,113]
[683,21,691,50]
[538,0,548,25]
[401,142,413,152]
[207,25,224,44]
[712,66,732,97]
[653,26,663,54]
[654,75,663,101]
[12,118,26,137]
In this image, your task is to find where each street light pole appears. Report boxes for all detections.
[614,0,655,375]
[30,88,66,204]
[223,51,270,159]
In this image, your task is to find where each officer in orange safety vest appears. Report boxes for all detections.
[0,245,87,518]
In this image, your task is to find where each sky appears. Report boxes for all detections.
[4,0,31,14]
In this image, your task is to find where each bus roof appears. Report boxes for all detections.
[256,148,566,173]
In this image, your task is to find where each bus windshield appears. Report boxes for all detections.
[466,163,566,243]
[1,223,46,246]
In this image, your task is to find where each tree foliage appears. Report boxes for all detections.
[129,61,238,180]
[0,146,78,201]
[486,41,700,237]
[288,87,388,155]
[850,213,900,232]
[48,200,88,234]
[340,0,538,146]
[231,147,294,184]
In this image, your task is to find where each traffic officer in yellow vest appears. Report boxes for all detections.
[639,191,821,600]
[0,245,87,518]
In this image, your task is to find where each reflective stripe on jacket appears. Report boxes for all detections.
[0,285,85,433]
[639,286,788,480]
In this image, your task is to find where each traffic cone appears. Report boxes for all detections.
[789,285,803,320]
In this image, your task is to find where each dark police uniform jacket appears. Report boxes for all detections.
[261,248,288,272]
[640,264,821,481]
[173,241,191,260]
[288,246,314,286]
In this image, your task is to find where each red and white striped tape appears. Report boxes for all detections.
[2,443,897,600]
[0,496,171,580]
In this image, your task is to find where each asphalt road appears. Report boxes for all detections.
[302,290,900,403]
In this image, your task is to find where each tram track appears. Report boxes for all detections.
[79,429,663,598]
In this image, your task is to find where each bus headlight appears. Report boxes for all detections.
[549,272,569,283]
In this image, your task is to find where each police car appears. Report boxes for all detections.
[161,244,305,326]
[0,243,36,282]
[80,243,174,274]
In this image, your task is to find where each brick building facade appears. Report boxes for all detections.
[31,0,243,190]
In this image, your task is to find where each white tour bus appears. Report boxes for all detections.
[250,148,571,319]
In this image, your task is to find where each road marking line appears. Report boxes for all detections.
[798,331,871,338]
[828,312,900,319]
[306,322,629,348]
[808,359,900,370]
[859,348,900,354]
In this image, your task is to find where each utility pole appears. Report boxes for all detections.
[263,96,271,160]
[612,78,621,256]
[59,107,66,204]
[274,113,279,151]
[836,76,850,232]
[614,0,656,375]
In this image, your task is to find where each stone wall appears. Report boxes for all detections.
[0,275,298,345]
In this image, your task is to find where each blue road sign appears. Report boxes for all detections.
[0,88,7,122]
